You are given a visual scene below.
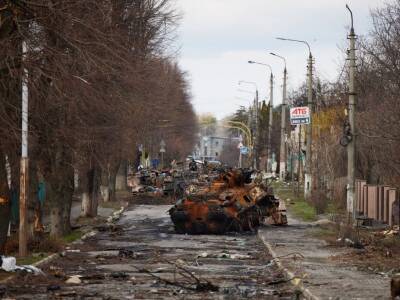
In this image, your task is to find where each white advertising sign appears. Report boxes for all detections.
[290,106,310,125]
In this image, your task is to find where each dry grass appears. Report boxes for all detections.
[312,223,400,273]
[271,182,317,222]
[4,231,78,256]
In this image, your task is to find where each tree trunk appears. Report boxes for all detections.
[115,160,128,191]
[48,175,74,238]
[80,164,100,217]
[100,170,109,202]
[81,192,90,217]
[107,162,120,202]
[88,167,99,217]
[0,153,10,253]
[89,166,100,217]
[29,161,39,236]
[61,174,74,234]
[108,170,117,202]
[48,145,74,238]
[50,205,63,238]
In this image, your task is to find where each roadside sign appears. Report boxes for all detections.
[290,106,310,125]
[240,146,249,155]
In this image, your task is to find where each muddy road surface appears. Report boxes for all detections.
[2,204,296,299]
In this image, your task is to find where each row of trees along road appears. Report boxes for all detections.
[0,0,197,250]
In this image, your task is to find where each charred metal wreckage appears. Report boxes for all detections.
[169,169,287,234]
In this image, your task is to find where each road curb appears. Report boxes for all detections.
[258,232,320,300]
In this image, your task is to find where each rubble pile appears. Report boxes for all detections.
[169,169,287,234]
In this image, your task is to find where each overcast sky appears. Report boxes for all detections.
[176,0,386,119]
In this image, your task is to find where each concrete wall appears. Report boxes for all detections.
[356,179,398,226]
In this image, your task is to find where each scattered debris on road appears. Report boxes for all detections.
[2,204,296,299]
[0,255,44,275]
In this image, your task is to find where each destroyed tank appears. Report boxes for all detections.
[169,169,287,234]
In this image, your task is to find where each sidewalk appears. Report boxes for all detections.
[70,200,115,223]
[40,199,117,228]
[259,212,390,299]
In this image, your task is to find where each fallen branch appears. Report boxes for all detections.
[267,252,305,263]
[162,259,219,292]
[134,258,219,292]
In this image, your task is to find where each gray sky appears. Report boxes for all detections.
[176,0,385,119]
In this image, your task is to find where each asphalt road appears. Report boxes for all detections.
[2,204,296,299]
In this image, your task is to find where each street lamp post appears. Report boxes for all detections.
[238,81,259,169]
[270,53,287,181]
[248,61,274,173]
[276,37,314,200]
[346,5,357,220]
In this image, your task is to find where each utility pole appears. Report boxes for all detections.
[247,106,253,166]
[297,125,302,196]
[290,143,294,193]
[275,37,314,199]
[280,67,287,180]
[346,4,357,220]
[238,80,259,170]
[304,53,314,200]
[268,73,274,173]
[254,90,259,170]
[19,41,28,257]
[270,53,287,180]
[247,61,274,172]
